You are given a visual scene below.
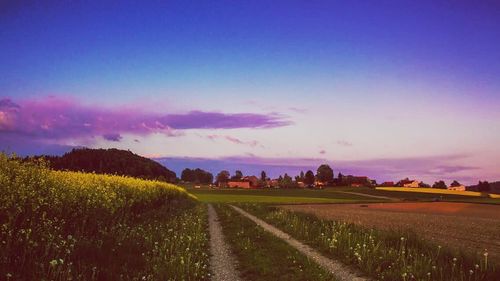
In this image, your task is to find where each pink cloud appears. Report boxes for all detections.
[0,96,291,143]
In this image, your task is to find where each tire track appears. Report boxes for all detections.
[231,205,369,281]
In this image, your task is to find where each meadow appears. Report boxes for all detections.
[240,203,499,281]
[186,185,499,204]
[0,155,210,280]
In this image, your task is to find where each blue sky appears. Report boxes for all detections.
[1,1,500,184]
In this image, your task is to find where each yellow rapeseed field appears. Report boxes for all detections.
[0,154,209,280]
[376,187,500,198]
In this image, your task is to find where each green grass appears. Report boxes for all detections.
[214,204,334,281]
[240,203,498,281]
[187,187,387,203]
[185,185,500,204]
[0,155,210,280]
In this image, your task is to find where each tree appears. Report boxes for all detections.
[216,170,230,184]
[304,170,315,186]
[316,164,334,183]
[477,181,491,192]
[299,171,305,181]
[232,170,243,180]
[432,180,447,189]
[261,171,267,181]
[419,182,431,188]
[280,173,294,188]
[337,172,344,184]
[450,180,461,187]
[181,168,195,182]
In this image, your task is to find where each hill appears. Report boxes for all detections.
[36,148,177,182]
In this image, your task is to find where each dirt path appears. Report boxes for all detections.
[230,205,368,281]
[334,191,398,201]
[207,204,242,281]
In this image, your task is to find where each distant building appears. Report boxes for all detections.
[381,181,395,187]
[398,178,421,188]
[227,175,260,189]
[448,185,465,191]
[227,181,251,189]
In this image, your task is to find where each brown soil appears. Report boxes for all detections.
[281,202,500,263]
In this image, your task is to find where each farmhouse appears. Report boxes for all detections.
[448,185,466,191]
[227,175,260,189]
[381,181,395,187]
[227,181,251,188]
[398,178,421,188]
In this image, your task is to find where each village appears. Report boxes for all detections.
[186,164,470,191]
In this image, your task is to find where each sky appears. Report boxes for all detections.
[1,1,500,184]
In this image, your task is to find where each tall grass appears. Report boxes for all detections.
[0,154,209,280]
[241,203,498,281]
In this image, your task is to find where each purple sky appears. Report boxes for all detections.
[1,1,500,184]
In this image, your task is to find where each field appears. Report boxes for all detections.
[0,155,210,280]
[186,185,500,205]
[240,203,499,281]
[3,157,499,281]
[376,187,500,199]
[280,202,500,264]
[187,187,384,203]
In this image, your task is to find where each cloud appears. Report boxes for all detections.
[0,96,291,144]
[336,140,353,147]
[103,133,122,142]
[202,134,261,147]
[288,107,308,114]
[319,149,326,154]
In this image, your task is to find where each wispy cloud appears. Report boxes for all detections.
[203,134,262,147]
[336,140,353,147]
[0,96,291,144]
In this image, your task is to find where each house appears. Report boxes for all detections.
[448,185,465,191]
[381,181,395,187]
[398,178,420,188]
[227,175,260,189]
[314,181,326,189]
[227,181,251,189]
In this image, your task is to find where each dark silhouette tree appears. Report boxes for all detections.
[261,171,267,181]
[478,181,491,192]
[232,170,243,180]
[304,170,315,185]
[432,180,447,189]
[316,164,334,183]
[216,170,230,184]
[181,168,195,182]
[338,172,344,184]
[450,180,461,187]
